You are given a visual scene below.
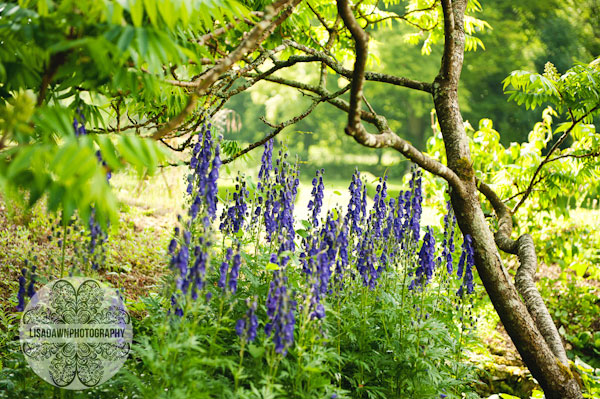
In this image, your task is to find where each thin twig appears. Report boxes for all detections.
[512,104,600,213]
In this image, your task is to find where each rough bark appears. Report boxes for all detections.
[477,182,569,365]
[209,1,585,396]
[334,0,584,396]
[431,1,581,397]
[514,234,569,364]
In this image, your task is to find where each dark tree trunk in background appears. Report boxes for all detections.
[302,130,313,158]
[405,104,425,148]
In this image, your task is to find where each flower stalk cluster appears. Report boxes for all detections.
[164,133,476,364]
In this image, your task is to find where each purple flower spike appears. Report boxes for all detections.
[457,234,476,296]
[16,268,27,312]
[308,169,324,227]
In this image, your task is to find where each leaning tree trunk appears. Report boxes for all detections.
[333,0,583,395]
[432,1,582,397]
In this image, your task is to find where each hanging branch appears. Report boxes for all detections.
[151,0,302,140]
[222,84,352,164]
[334,0,465,196]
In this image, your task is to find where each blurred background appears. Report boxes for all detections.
[218,0,600,182]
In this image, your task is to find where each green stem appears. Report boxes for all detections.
[234,341,246,392]
[59,222,67,278]
[209,295,226,356]
[454,297,465,376]
[336,294,342,388]
[398,242,410,341]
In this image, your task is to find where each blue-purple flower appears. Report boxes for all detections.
[346,169,364,234]
[218,248,233,290]
[308,169,324,227]
[220,175,249,234]
[409,170,423,242]
[16,268,27,311]
[265,255,296,355]
[228,247,241,294]
[236,299,259,342]
[258,139,274,181]
[457,234,475,296]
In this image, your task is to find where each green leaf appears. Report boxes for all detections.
[266,262,280,271]
[143,0,157,25]
[248,344,265,359]
[130,0,144,27]
[295,228,308,238]
[93,135,123,171]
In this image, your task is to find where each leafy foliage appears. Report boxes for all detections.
[0,0,251,226]
[2,137,482,398]
[503,60,600,118]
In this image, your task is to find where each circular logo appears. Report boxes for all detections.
[19,277,133,390]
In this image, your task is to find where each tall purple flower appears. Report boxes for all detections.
[346,169,363,234]
[73,112,87,137]
[258,139,274,181]
[371,175,388,238]
[205,145,221,221]
[220,175,249,234]
[186,123,221,222]
[391,191,408,243]
[335,218,349,284]
[174,244,190,293]
[16,268,27,311]
[308,169,325,227]
[27,266,36,298]
[457,234,475,296]
[409,169,423,242]
[421,227,436,282]
[264,150,298,254]
[356,235,379,289]
[265,255,296,356]
[168,237,177,254]
[218,248,233,290]
[228,247,241,294]
[170,294,183,317]
[360,182,368,223]
[409,226,436,290]
[236,298,259,342]
[191,245,209,299]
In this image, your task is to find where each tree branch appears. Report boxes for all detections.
[223,84,351,164]
[335,0,465,196]
[357,1,440,31]
[547,149,600,162]
[284,40,433,93]
[151,0,301,140]
[439,0,458,82]
[512,104,600,213]
[37,52,68,106]
[477,180,569,365]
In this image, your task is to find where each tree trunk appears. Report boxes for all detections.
[333,0,583,395]
[432,1,582,397]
